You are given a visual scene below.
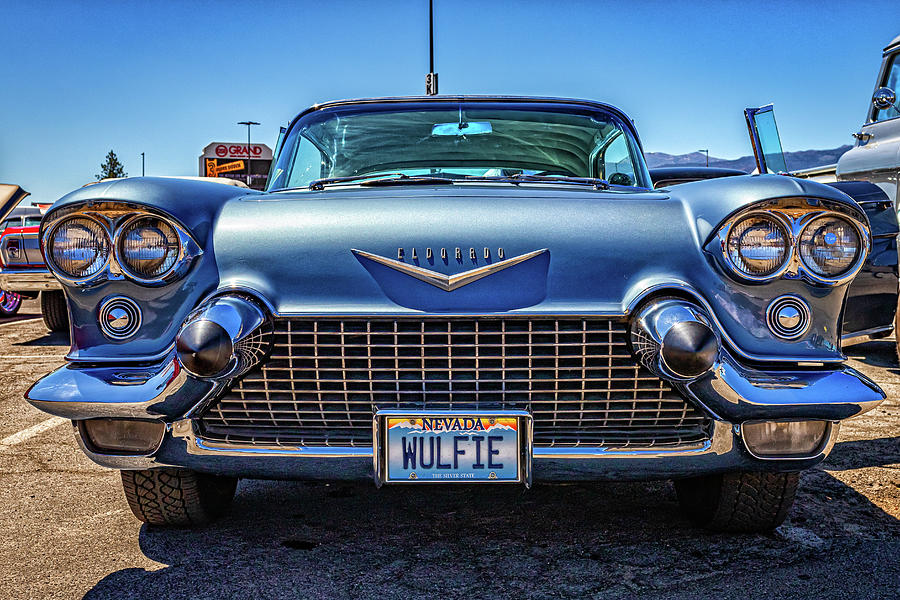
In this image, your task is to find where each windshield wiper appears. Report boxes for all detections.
[464,174,610,190]
[308,173,452,190]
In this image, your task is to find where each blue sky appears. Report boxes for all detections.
[1,0,897,203]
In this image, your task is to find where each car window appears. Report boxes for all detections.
[271,102,652,190]
[873,52,900,122]
[24,216,42,227]
[598,134,637,186]
[0,219,12,230]
[283,136,324,189]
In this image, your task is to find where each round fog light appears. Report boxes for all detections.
[99,297,142,339]
[766,296,810,340]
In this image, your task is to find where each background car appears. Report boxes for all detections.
[0,200,67,330]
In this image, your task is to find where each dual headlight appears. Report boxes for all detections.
[47,214,184,283]
[724,212,864,282]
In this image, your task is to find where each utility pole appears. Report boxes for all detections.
[238,121,260,186]
[425,0,438,95]
[141,152,145,176]
[698,149,709,167]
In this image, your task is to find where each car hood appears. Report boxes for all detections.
[212,176,851,317]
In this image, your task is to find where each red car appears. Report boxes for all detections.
[0,187,67,330]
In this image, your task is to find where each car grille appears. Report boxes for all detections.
[197,317,711,448]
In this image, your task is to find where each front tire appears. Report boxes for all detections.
[121,468,237,526]
[674,471,798,533]
[40,290,68,332]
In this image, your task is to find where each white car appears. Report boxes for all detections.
[837,34,900,205]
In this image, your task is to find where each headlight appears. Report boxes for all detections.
[799,216,860,277]
[48,217,110,279]
[117,217,181,279]
[726,215,788,277]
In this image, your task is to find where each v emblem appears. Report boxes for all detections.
[352,248,548,291]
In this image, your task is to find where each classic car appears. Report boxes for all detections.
[650,104,900,355]
[0,189,68,328]
[22,96,885,532]
[836,34,900,204]
[0,178,249,333]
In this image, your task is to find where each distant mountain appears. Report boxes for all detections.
[645,145,852,173]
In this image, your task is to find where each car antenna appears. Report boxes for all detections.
[425,0,438,95]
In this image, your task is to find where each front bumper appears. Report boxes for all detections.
[0,269,61,292]
[26,349,885,481]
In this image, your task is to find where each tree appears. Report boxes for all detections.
[95,150,127,180]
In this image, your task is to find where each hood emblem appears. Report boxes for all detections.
[352,248,548,291]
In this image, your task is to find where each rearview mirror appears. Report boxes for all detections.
[431,121,492,136]
[873,87,897,111]
[744,105,788,175]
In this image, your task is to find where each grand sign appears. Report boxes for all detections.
[199,141,274,190]
[201,142,273,161]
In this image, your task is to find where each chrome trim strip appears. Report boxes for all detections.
[351,248,549,291]
[841,325,894,347]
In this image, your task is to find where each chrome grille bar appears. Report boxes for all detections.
[198,317,711,448]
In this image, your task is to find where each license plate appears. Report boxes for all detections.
[381,413,525,483]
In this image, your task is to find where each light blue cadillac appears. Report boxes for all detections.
[26,96,885,531]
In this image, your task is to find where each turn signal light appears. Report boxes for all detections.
[742,420,828,457]
[81,418,165,454]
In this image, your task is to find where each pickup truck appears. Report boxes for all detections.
[835,34,900,205]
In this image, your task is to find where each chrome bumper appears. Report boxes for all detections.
[0,269,61,292]
[26,348,884,480]
[69,418,842,481]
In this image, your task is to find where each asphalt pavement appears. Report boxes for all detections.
[0,299,897,599]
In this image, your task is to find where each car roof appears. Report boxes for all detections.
[293,95,636,132]
[6,206,42,218]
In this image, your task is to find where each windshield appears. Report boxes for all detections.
[268,101,650,190]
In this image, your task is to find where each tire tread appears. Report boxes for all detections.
[120,468,236,526]
[676,471,798,533]
[41,291,68,332]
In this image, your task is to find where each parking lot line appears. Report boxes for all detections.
[0,416,67,451]
[0,355,66,360]
[0,317,41,328]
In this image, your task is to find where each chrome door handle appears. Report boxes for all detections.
[852,131,873,141]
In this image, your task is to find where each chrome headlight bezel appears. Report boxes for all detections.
[714,197,870,286]
[44,215,113,284]
[723,212,792,280]
[797,215,864,281]
[113,214,187,284]
[41,203,202,287]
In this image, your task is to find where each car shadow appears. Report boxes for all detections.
[82,468,899,599]
[843,339,896,368]
[824,436,900,471]
[14,330,68,347]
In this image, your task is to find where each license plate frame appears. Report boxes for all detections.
[373,410,532,487]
